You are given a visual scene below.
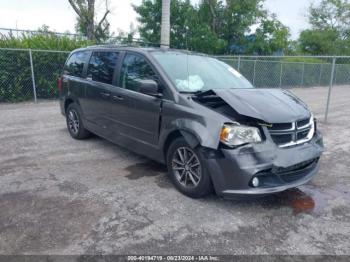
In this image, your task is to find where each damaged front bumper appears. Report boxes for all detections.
[205,131,324,197]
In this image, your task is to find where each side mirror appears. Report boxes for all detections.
[139,79,162,98]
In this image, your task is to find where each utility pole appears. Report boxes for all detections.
[160,0,170,49]
[325,57,336,122]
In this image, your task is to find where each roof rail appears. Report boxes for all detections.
[86,44,123,48]
[86,38,160,48]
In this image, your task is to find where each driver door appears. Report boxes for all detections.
[109,52,162,146]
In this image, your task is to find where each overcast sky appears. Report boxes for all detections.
[0,0,320,39]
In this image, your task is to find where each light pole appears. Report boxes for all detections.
[160,0,170,49]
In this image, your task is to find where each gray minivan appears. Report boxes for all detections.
[58,46,324,198]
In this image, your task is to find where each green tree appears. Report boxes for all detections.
[198,0,225,35]
[299,29,339,55]
[0,26,91,50]
[0,26,93,102]
[134,0,290,55]
[245,14,290,55]
[298,0,350,55]
[221,0,265,48]
[68,0,111,42]
[134,0,226,53]
[133,0,162,45]
[309,0,350,37]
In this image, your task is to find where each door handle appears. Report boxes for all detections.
[112,95,124,101]
[100,92,111,98]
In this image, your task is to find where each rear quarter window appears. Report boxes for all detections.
[64,51,90,77]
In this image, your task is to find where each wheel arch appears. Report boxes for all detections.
[164,129,214,198]
[64,98,74,113]
[64,97,81,114]
[163,129,201,161]
[161,118,221,159]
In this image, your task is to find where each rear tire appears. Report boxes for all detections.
[66,103,91,140]
[167,137,212,198]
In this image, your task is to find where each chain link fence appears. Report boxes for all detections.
[217,56,350,88]
[218,55,350,122]
[0,48,69,102]
[1,48,349,122]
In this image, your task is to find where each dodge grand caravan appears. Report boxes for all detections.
[58,46,324,198]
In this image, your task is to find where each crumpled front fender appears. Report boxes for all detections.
[160,100,230,150]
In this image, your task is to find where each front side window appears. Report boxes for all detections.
[64,51,89,77]
[151,51,253,93]
[87,51,119,85]
[119,53,157,92]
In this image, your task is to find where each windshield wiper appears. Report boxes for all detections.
[179,89,214,96]
[179,90,204,95]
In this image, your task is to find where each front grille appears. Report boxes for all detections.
[279,158,319,182]
[268,117,314,148]
[281,172,307,183]
[271,134,293,144]
[297,129,309,140]
[269,122,293,131]
[297,118,310,128]
[256,158,319,185]
[274,158,318,174]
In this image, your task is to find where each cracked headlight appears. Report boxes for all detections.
[220,123,262,146]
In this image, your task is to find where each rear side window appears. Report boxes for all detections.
[87,51,119,85]
[64,51,89,77]
[119,53,157,92]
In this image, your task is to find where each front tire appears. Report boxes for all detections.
[66,103,91,140]
[167,137,212,198]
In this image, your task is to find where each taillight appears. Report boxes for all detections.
[57,77,62,93]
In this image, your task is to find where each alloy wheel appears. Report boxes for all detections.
[67,109,80,135]
[172,147,201,188]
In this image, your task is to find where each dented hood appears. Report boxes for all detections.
[213,88,311,123]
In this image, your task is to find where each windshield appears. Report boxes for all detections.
[151,51,253,93]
